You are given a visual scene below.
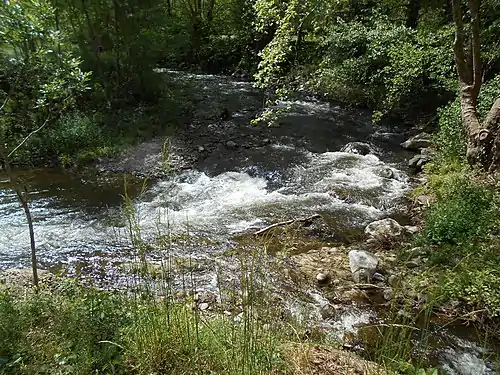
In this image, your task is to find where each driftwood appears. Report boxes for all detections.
[254,214,321,236]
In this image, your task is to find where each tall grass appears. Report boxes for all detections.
[0,176,291,374]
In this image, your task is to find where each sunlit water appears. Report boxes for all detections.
[0,72,496,374]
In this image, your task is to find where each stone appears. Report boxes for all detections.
[199,302,209,311]
[349,250,379,283]
[409,154,432,171]
[420,148,433,156]
[316,272,329,284]
[341,142,372,155]
[407,257,422,268]
[409,247,424,256]
[379,167,395,179]
[226,140,237,149]
[383,288,395,301]
[343,288,365,301]
[416,194,433,206]
[364,218,403,239]
[194,291,216,304]
[388,275,398,286]
[372,272,385,282]
[404,225,419,235]
[401,132,432,150]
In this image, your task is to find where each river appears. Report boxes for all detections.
[0,71,497,374]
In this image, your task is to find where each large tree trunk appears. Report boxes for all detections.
[451,0,500,172]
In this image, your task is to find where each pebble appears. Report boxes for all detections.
[407,258,421,268]
[199,302,209,311]
[383,288,395,301]
[316,272,329,284]
[388,275,398,286]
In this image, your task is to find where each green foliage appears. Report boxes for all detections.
[0,283,129,374]
[0,279,288,375]
[253,0,459,119]
[417,165,500,316]
[442,260,500,317]
[0,0,91,165]
[434,97,465,162]
[47,113,103,157]
[421,172,497,251]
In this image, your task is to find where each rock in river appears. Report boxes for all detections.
[341,142,372,155]
[409,154,432,171]
[401,132,432,150]
[348,250,379,283]
[364,218,403,240]
[226,140,238,149]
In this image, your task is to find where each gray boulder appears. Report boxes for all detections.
[348,250,379,283]
[401,132,432,150]
[378,167,395,179]
[226,140,238,149]
[341,142,372,155]
[365,218,403,239]
[409,154,432,171]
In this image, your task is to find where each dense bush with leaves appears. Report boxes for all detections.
[421,172,497,250]
[311,19,455,119]
[442,261,500,317]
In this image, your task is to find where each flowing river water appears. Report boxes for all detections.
[0,71,497,374]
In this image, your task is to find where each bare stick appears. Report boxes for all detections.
[8,113,51,158]
[254,214,321,236]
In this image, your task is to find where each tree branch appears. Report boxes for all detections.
[8,114,51,158]
[451,0,470,84]
[254,214,321,236]
[468,0,482,102]
[483,98,500,130]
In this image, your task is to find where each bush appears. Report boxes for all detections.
[441,258,500,317]
[419,171,498,265]
[47,113,105,158]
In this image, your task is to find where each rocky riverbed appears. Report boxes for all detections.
[0,71,497,374]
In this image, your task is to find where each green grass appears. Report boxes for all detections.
[0,280,288,375]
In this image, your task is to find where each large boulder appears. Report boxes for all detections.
[409,154,432,171]
[401,132,432,150]
[341,142,372,155]
[348,250,379,283]
[364,218,403,239]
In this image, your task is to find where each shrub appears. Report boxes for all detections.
[442,259,500,317]
[47,113,104,156]
[420,172,498,263]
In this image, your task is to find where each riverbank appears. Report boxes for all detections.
[0,245,424,375]
[2,72,499,374]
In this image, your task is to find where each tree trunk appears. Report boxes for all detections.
[16,187,39,288]
[406,0,421,29]
[451,0,500,172]
[0,135,39,288]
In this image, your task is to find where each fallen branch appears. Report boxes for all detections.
[254,214,321,236]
